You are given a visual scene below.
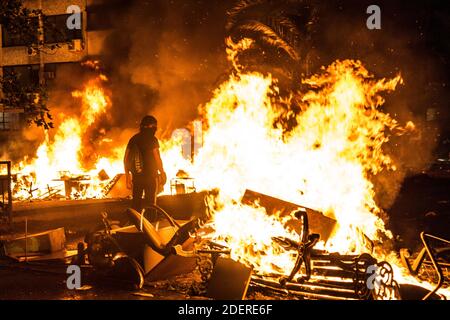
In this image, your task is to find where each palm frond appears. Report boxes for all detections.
[226,0,280,31]
[266,15,301,48]
[236,20,300,60]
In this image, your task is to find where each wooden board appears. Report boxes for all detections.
[206,257,253,300]
[241,189,337,242]
[157,191,208,220]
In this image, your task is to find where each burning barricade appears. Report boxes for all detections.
[2,54,449,300]
[16,188,439,300]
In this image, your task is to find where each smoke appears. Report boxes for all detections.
[1,0,230,166]
[99,0,230,138]
[302,0,449,210]
[0,63,94,163]
[1,0,447,213]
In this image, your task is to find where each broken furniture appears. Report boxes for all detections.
[400,232,450,299]
[170,170,196,195]
[274,210,320,285]
[251,250,399,300]
[1,227,68,262]
[103,173,129,198]
[84,205,205,288]
[170,177,196,195]
[54,173,92,199]
[190,207,400,300]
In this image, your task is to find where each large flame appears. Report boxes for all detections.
[165,60,403,253]
[13,75,123,199]
[160,59,448,297]
[8,56,448,297]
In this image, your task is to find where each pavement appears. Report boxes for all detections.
[0,262,204,300]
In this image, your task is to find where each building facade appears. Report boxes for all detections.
[0,0,113,132]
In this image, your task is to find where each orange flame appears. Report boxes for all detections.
[13,75,123,199]
[159,60,448,297]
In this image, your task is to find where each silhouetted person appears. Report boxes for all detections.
[124,115,166,211]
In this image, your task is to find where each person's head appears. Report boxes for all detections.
[140,115,157,135]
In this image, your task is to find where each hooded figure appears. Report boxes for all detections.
[124,115,166,211]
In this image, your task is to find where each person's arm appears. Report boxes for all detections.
[153,147,166,183]
[124,145,132,189]
[153,147,165,174]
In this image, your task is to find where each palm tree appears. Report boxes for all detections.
[226,0,317,83]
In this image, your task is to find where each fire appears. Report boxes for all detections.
[210,202,299,275]
[160,59,448,297]
[165,60,403,255]
[7,55,447,297]
[13,75,123,200]
[72,80,110,126]
[226,37,254,72]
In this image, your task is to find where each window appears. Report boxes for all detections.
[2,17,38,47]
[0,112,20,131]
[3,65,40,90]
[87,1,130,31]
[43,63,57,84]
[44,14,83,44]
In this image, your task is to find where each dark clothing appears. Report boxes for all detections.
[132,174,157,211]
[126,129,160,211]
[126,129,160,179]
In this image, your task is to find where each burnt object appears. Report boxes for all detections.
[126,205,202,257]
[98,169,110,181]
[104,174,130,198]
[3,227,66,257]
[251,250,400,300]
[84,205,203,286]
[85,227,144,288]
[54,175,91,198]
[274,210,320,284]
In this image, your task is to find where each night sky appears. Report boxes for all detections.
[98,0,449,129]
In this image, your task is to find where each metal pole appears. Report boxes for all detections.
[38,0,45,86]
[25,218,28,263]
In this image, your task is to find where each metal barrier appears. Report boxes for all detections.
[400,232,450,299]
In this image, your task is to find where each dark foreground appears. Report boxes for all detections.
[0,172,449,300]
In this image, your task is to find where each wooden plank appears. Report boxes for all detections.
[241,190,337,242]
[206,257,253,300]
[157,191,208,220]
